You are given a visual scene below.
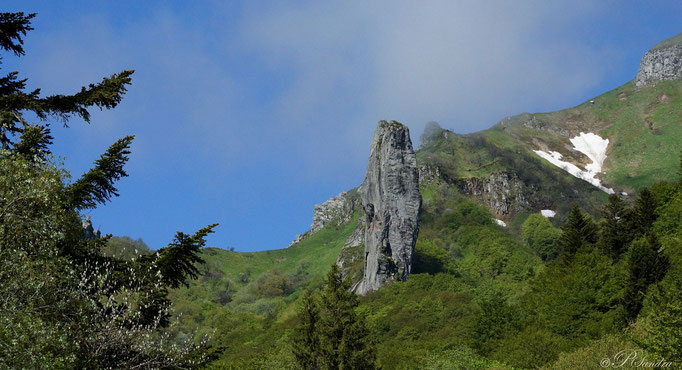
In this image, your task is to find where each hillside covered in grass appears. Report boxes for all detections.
[494,79,682,193]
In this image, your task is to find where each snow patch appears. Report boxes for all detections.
[533,132,615,194]
[495,219,507,227]
[541,210,556,218]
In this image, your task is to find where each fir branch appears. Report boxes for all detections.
[66,136,134,210]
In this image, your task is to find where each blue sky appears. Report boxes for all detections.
[4,1,681,251]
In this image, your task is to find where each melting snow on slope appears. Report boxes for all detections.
[495,219,507,227]
[533,132,615,194]
[541,210,556,218]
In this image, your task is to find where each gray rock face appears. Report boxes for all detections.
[419,164,536,217]
[636,43,682,87]
[289,191,358,247]
[456,172,531,216]
[310,192,357,234]
[354,120,422,295]
[82,216,101,240]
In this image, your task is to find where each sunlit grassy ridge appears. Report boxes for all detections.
[495,79,682,193]
[651,32,682,50]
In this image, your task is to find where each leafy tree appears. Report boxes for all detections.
[641,267,682,360]
[291,265,376,369]
[522,213,562,261]
[598,194,630,261]
[623,235,669,320]
[557,205,598,259]
[0,12,217,368]
[473,294,518,355]
[103,236,151,260]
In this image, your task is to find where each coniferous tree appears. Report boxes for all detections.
[557,205,598,259]
[623,234,669,320]
[628,188,658,239]
[0,12,217,367]
[0,12,133,153]
[291,265,376,370]
[598,194,630,261]
[291,289,321,370]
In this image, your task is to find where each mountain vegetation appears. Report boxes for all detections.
[0,12,218,368]
[3,10,682,370]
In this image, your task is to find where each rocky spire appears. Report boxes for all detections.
[352,120,422,295]
[82,216,101,240]
[636,33,682,87]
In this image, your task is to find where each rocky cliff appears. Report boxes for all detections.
[82,216,101,240]
[455,172,532,216]
[289,190,359,247]
[636,33,682,87]
[339,120,422,295]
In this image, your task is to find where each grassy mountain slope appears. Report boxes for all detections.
[417,124,608,223]
[167,211,361,365]
[494,79,682,193]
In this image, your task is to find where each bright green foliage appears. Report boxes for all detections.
[557,205,598,259]
[546,335,649,370]
[420,346,511,369]
[598,194,631,260]
[522,213,562,260]
[0,153,218,367]
[103,236,151,260]
[640,267,682,360]
[412,238,457,274]
[510,246,624,367]
[623,235,669,320]
[473,294,519,355]
[291,265,376,370]
[168,213,361,367]
[494,326,564,368]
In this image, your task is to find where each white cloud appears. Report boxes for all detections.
[238,0,613,157]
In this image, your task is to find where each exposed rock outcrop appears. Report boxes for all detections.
[456,172,531,216]
[82,216,101,240]
[342,120,422,295]
[310,192,357,234]
[636,34,682,87]
[289,190,358,247]
[336,218,366,291]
